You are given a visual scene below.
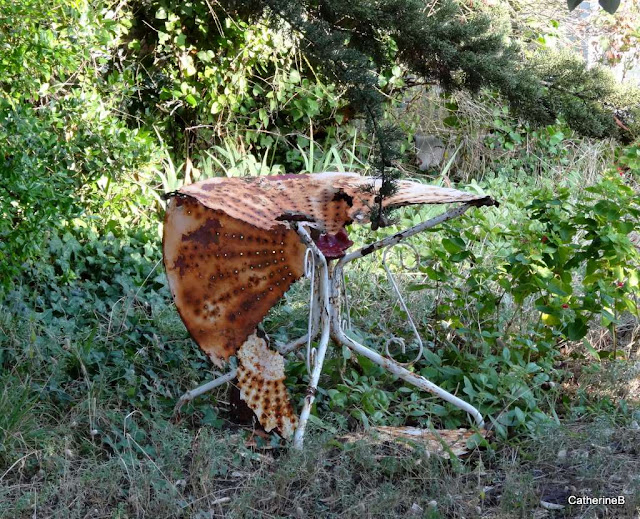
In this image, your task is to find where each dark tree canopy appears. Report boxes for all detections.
[208,0,635,224]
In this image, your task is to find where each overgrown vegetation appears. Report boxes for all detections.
[1,0,639,516]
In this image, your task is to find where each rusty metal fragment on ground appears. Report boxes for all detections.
[343,426,486,458]
[236,333,297,438]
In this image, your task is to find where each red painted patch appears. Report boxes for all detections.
[314,228,354,259]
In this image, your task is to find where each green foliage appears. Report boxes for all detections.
[619,142,640,172]
[118,2,345,161]
[0,0,158,291]
[507,175,639,337]
[0,101,155,288]
[0,0,124,103]
[302,139,639,438]
[111,0,640,228]
[528,51,639,139]
[0,215,221,469]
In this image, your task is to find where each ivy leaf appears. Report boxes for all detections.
[442,237,466,254]
[567,317,588,340]
[567,0,584,11]
[201,407,223,428]
[598,0,620,14]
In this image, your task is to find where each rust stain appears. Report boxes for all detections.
[236,333,298,438]
[182,218,221,246]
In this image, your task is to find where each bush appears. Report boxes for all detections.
[301,148,639,437]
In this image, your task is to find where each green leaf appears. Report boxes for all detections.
[407,283,433,292]
[289,69,301,84]
[450,251,471,263]
[328,389,347,409]
[442,237,465,254]
[443,115,460,128]
[421,266,447,281]
[582,339,600,360]
[567,317,588,341]
[466,432,489,449]
[598,0,620,14]
[593,200,619,220]
[541,313,561,326]
[463,376,477,397]
[201,408,223,428]
[546,278,569,297]
[567,0,584,12]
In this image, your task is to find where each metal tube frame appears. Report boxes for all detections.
[176,203,486,449]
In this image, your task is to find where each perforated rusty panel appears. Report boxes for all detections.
[163,196,306,367]
[236,333,298,438]
[180,173,486,235]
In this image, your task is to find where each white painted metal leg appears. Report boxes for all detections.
[275,259,322,357]
[175,369,238,413]
[333,232,485,429]
[293,225,331,449]
[275,331,316,355]
[336,329,484,428]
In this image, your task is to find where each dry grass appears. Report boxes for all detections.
[1,411,638,518]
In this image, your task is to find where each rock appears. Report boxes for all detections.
[409,503,423,516]
[557,448,567,461]
[414,134,445,171]
[540,500,565,510]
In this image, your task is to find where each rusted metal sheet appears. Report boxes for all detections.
[165,174,497,446]
[236,333,297,438]
[179,173,488,234]
[163,195,306,367]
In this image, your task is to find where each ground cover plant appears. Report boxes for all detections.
[1,0,639,517]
